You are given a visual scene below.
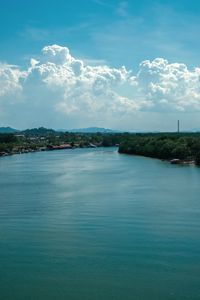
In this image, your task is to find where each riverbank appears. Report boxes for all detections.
[118,134,200,166]
[0,129,124,158]
[0,143,106,157]
[1,130,200,166]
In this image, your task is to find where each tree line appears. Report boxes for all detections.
[118,134,200,165]
[1,129,200,165]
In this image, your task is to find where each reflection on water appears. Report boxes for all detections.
[0,148,200,300]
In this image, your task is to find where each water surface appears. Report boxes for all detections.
[0,148,200,300]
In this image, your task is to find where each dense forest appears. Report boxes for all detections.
[118,133,200,165]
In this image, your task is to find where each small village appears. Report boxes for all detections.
[0,127,122,157]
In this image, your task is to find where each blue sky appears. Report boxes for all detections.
[1,0,200,68]
[0,0,200,130]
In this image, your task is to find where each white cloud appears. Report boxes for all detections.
[137,58,200,111]
[0,64,22,98]
[0,44,200,129]
[25,45,137,118]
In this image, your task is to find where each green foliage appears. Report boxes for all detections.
[1,128,200,167]
[0,134,17,143]
[118,133,200,165]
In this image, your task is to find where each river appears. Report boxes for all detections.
[0,147,200,300]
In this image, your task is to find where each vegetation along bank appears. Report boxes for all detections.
[1,128,200,166]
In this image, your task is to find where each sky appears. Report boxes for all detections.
[1,0,200,131]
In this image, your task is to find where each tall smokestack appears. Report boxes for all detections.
[177,120,180,133]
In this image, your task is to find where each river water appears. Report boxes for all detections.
[0,148,200,300]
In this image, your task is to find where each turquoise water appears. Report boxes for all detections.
[0,147,200,300]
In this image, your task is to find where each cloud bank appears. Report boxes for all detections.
[0,44,200,129]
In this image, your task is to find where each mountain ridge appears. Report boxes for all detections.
[68,127,121,133]
[0,127,18,133]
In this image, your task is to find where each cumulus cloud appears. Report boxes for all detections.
[137,58,200,112]
[0,44,200,129]
[0,63,22,98]
[25,44,137,118]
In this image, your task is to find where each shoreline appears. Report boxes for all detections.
[0,144,117,158]
[118,151,197,167]
[1,146,198,168]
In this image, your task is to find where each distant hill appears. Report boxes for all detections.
[0,127,18,133]
[21,127,57,137]
[68,127,121,133]
[0,126,121,135]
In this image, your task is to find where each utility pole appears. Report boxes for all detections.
[177,120,180,133]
